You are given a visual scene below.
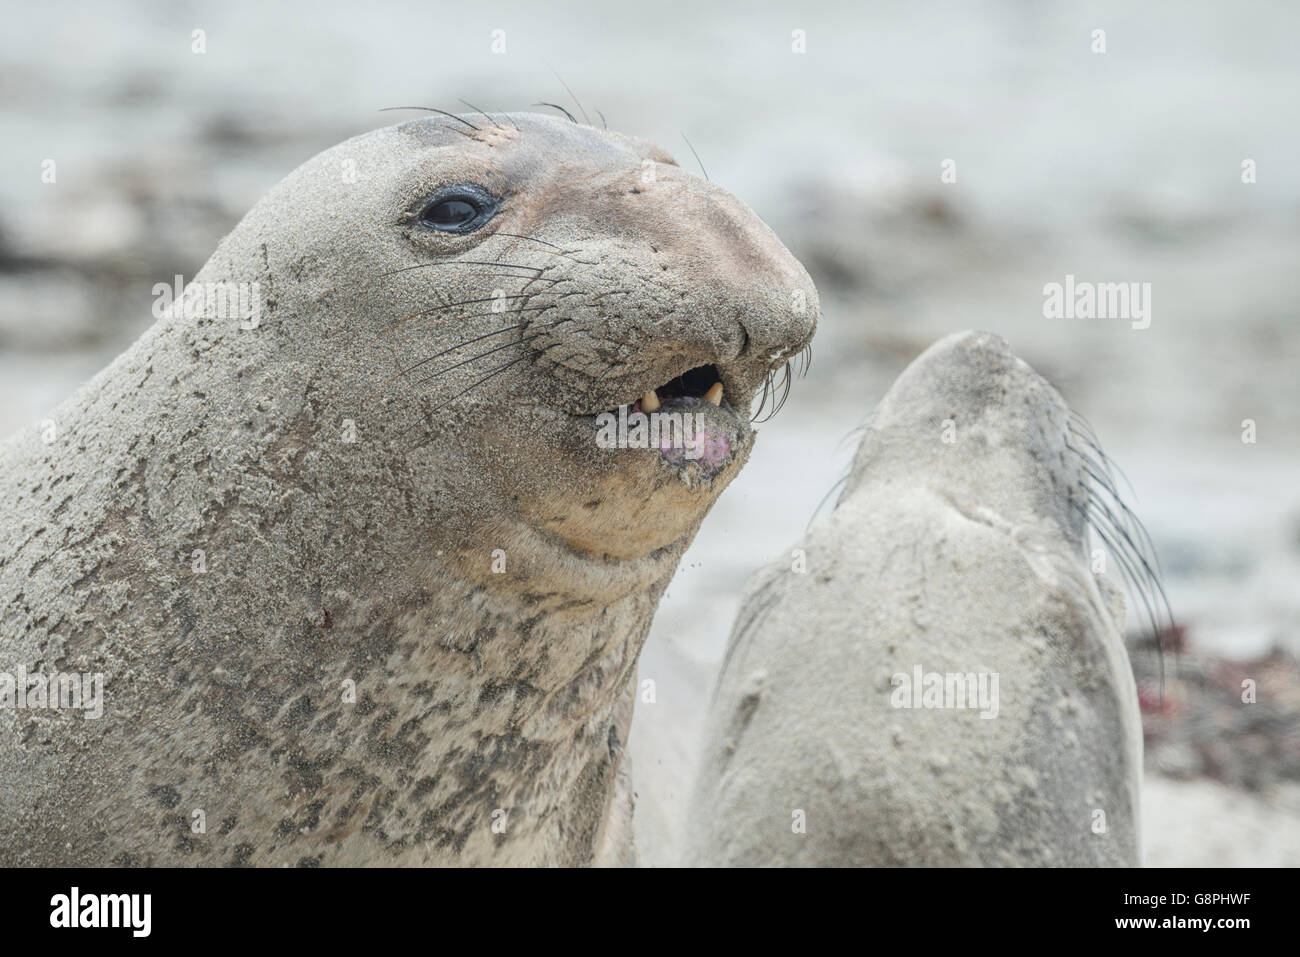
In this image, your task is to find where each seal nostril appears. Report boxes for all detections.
[736,323,751,360]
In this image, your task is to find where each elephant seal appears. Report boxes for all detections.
[0,112,817,866]
[686,331,1153,866]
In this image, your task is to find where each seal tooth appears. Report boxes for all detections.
[704,382,724,406]
[641,390,661,413]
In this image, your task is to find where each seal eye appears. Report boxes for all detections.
[417,186,498,234]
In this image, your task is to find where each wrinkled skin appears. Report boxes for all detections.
[0,114,817,866]
[688,331,1143,867]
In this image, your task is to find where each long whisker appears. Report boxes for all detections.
[1082,503,1162,638]
[1076,500,1169,692]
[413,334,543,388]
[1089,498,1172,631]
[1072,452,1163,577]
[489,232,564,249]
[379,294,541,337]
[753,370,772,423]
[533,101,578,124]
[1068,430,1163,576]
[1069,413,1139,501]
[372,307,551,352]
[483,232,597,265]
[545,64,591,126]
[380,105,479,131]
[458,98,502,129]
[418,352,537,421]
[680,132,709,181]
[377,260,545,280]
[1069,437,1165,586]
[808,472,850,531]
[798,343,813,377]
[453,273,568,285]
[382,321,534,386]
[753,361,794,423]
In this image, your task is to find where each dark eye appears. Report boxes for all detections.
[417,185,499,234]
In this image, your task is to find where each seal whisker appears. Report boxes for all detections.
[719,575,784,677]
[1075,501,1161,635]
[1086,480,1160,576]
[582,357,629,404]
[376,260,546,280]
[533,101,578,124]
[1081,493,1174,641]
[457,98,503,129]
[1069,422,1126,497]
[455,272,568,285]
[381,320,537,386]
[379,294,543,336]
[753,370,772,422]
[1077,500,1171,693]
[545,64,592,126]
[485,232,597,264]
[808,472,851,530]
[379,105,480,131]
[487,232,564,250]
[415,352,538,423]
[798,343,813,377]
[1072,451,1164,576]
[1072,444,1165,584]
[385,307,561,381]
[1069,413,1139,502]
[412,333,545,388]
[1066,436,1164,577]
[680,132,710,181]
[592,357,623,385]
[752,361,795,423]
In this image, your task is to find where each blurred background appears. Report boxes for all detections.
[1,0,1296,865]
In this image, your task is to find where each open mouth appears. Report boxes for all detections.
[632,363,725,414]
[597,363,743,475]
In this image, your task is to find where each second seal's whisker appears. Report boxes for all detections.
[1075,454,1163,576]
[1066,433,1163,577]
[1077,499,1172,693]
[1069,412,1139,501]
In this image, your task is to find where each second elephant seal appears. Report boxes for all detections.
[687,331,1150,866]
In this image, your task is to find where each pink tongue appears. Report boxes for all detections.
[660,421,730,469]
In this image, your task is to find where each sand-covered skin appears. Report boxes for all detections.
[686,332,1142,866]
